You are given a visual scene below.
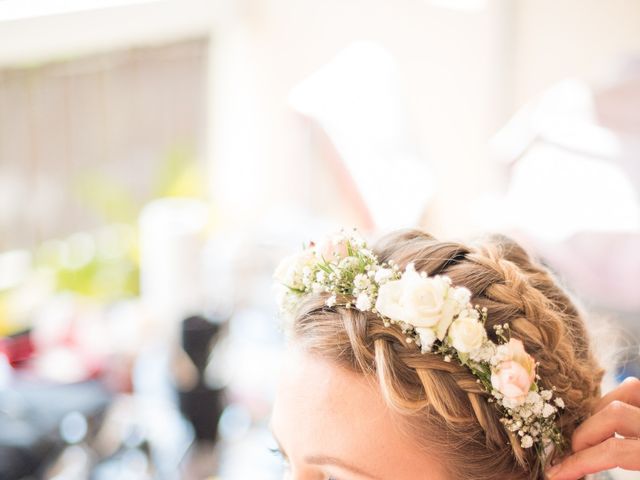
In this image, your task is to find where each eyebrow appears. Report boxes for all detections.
[305,454,384,480]
[270,424,383,480]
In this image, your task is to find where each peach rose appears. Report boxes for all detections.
[490,339,536,406]
[316,235,350,260]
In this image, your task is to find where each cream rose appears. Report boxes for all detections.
[375,263,464,343]
[447,310,486,353]
[374,279,405,320]
[490,339,536,405]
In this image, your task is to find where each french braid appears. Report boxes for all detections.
[290,229,604,480]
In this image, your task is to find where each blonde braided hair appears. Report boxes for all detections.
[290,229,604,480]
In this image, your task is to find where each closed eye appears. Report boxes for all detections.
[269,446,282,457]
[269,446,290,469]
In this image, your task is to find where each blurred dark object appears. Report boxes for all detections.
[177,315,227,443]
[182,316,219,375]
[0,380,111,479]
[179,386,225,443]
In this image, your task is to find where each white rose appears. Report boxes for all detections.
[435,296,464,340]
[273,249,315,290]
[374,278,406,321]
[434,286,471,340]
[447,309,487,353]
[375,263,452,329]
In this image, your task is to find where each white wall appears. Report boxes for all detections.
[207,0,640,235]
[2,0,639,236]
[513,0,640,106]
[208,0,512,235]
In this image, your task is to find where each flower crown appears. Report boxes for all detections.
[274,229,566,455]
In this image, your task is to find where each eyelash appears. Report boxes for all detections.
[270,447,285,460]
[269,447,290,468]
[269,447,281,456]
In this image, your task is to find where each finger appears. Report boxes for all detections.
[593,376,640,413]
[546,437,640,480]
[572,399,640,452]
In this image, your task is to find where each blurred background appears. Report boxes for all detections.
[0,0,639,479]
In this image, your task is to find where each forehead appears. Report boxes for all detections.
[274,347,386,444]
[271,347,448,479]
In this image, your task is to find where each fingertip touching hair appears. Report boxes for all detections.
[290,229,604,480]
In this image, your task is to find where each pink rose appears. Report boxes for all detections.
[317,235,349,260]
[490,339,536,405]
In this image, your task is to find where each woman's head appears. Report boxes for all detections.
[271,229,604,479]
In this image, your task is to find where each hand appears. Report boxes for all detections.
[546,376,640,479]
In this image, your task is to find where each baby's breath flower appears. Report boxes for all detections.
[542,403,556,418]
[354,273,370,291]
[374,267,393,284]
[355,292,372,312]
[521,435,534,448]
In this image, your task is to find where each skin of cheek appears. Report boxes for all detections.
[271,346,450,480]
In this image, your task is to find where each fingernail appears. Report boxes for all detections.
[546,463,561,479]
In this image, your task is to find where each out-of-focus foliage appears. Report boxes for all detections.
[0,146,207,336]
